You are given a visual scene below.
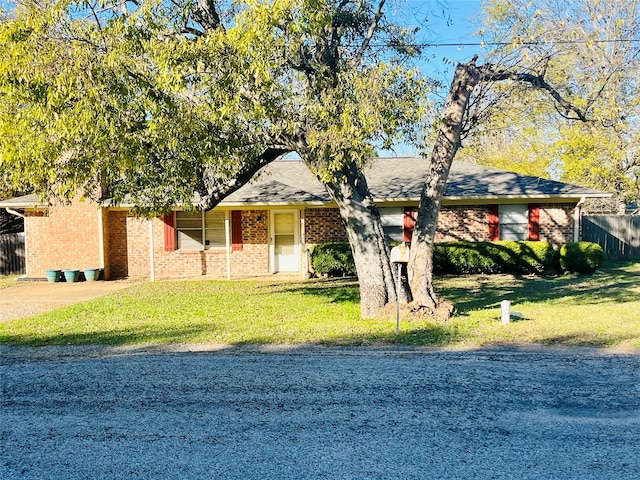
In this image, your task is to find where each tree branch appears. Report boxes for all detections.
[480,65,590,122]
[353,0,386,66]
[199,147,289,210]
[193,0,224,32]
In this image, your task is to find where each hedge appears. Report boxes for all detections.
[311,240,604,277]
[311,242,357,277]
[558,241,605,274]
[433,241,556,275]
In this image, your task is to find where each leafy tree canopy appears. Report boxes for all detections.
[0,0,432,213]
[458,0,640,204]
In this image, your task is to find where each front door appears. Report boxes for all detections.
[270,211,299,272]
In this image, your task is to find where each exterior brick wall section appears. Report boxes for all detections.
[231,210,269,276]
[125,216,150,278]
[90,202,580,281]
[538,203,575,246]
[304,208,347,245]
[435,205,489,243]
[434,203,575,247]
[24,198,101,278]
[105,211,128,279]
[118,209,271,280]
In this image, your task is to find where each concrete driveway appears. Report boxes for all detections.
[0,280,136,322]
[1,346,639,479]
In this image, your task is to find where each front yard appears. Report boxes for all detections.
[1,261,639,350]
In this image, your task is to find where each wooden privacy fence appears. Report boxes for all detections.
[0,233,25,275]
[582,215,640,260]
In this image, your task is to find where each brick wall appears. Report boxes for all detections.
[104,211,127,279]
[40,202,578,281]
[24,198,101,277]
[539,203,575,245]
[298,204,575,250]
[304,208,347,245]
[231,210,269,276]
[106,210,271,280]
[435,205,489,242]
[434,203,575,247]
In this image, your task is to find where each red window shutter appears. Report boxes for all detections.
[231,210,243,251]
[528,204,540,241]
[163,212,176,251]
[488,204,500,241]
[403,207,417,243]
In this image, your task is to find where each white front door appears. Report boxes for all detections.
[270,210,300,272]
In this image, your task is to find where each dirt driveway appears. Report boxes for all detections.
[2,346,639,479]
[0,280,136,322]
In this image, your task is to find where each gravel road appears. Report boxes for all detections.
[1,345,639,479]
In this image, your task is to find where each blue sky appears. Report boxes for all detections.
[408,0,485,77]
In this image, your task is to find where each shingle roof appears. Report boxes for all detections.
[221,157,609,205]
[0,194,43,208]
[1,158,610,209]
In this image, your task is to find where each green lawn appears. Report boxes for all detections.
[0,275,18,289]
[1,262,639,350]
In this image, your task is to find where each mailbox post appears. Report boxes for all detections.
[390,243,411,336]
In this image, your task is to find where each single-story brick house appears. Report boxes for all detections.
[0,157,610,280]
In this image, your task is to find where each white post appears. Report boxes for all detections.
[97,208,105,270]
[225,211,231,280]
[501,300,511,325]
[148,219,155,282]
[574,196,586,242]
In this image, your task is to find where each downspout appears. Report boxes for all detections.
[225,211,231,280]
[5,208,26,277]
[148,219,155,281]
[574,196,586,242]
[97,208,105,271]
[5,207,25,219]
[300,208,306,279]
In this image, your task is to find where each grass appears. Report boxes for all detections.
[1,261,639,350]
[0,275,18,289]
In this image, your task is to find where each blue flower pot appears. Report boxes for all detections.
[45,269,61,283]
[83,268,100,282]
[63,270,80,283]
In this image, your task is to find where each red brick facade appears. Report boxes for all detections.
[23,198,101,277]
[538,203,575,245]
[304,203,576,247]
[435,205,490,242]
[22,201,579,280]
[304,208,347,245]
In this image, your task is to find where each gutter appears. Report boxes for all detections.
[149,219,155,281]
[574,196,587,242]
[5,207,25,219]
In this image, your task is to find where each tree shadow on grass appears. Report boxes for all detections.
[0,324,225,347]
[440,262,640,314]
[261,277,361,304]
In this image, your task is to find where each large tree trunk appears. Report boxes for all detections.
[322,161,401,318]
[408,58,482,316]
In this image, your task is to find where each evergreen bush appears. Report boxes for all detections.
[558,242,604,274]
[311,242,357,277]
[312,240,563,277]
[433,241,556,275]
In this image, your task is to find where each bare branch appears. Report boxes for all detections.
[480,65,590,122]
[353,0,386,66]
[193,0,224,32]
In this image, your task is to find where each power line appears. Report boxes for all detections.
[383,38,640,48]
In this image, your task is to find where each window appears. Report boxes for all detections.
[379,207,404,242]
[499,204,529,241]
[175,210,227,250]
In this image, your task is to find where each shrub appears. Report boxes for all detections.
[311,242,357,277]
[312,240,559,278]
[559,242,604,274]
[433,241,556,275]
